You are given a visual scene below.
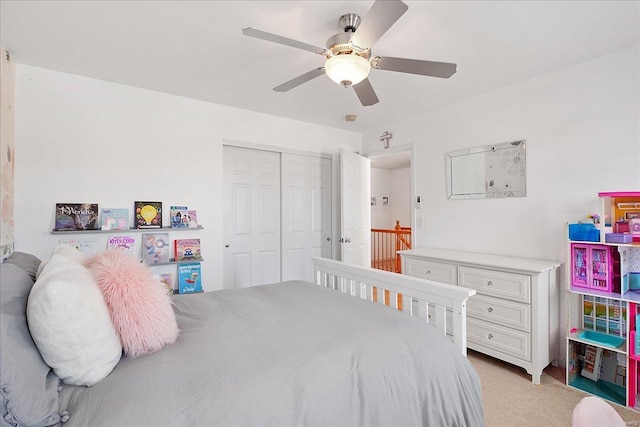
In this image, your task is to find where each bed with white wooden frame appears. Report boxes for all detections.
[3,253,484,427]
[313,256,476,355]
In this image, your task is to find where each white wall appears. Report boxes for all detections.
[371,167,411,230]
[361,47,640,367]
[362,47,640,263]
[370,168,391,228]
[13,65,361,291]
[390,167,411,228]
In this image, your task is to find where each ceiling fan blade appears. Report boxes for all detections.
[373,56,457,78]
[242,27,327,55]
[353,78,379,106]
[273,68,326,92]
[349,0,408,51]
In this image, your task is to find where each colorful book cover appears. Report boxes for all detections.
[170,205,189,228]
[107,235,136,254]
[134,201,162,229]
[141,232,171,264]
[154,273,174,295]
[175,238,202,261]
[54,203,99,231]
[58,237,99,254]
[178,262,202,294]
[101,208,130,230]
[186,210,198,228]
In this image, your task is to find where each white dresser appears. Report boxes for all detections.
[399,248,561,384]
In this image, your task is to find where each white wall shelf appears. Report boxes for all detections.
[51,225,204,234]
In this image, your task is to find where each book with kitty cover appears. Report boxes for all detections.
[107,235,136,255]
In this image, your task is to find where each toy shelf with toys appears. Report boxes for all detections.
[566,191,640,412]
[629,302,640,410]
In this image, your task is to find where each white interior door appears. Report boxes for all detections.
[223,146,281,288]
[340,148,371,267]
[281,154,332,282]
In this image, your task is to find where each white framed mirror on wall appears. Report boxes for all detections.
[446,140,526,199]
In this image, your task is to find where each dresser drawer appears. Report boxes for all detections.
[467,294,531,332]
[404,257,457,285]
[467,317,531,362]
[458,266,530,303]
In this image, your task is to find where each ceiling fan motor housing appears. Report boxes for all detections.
[339,13,361,33]
[325,28,371,59]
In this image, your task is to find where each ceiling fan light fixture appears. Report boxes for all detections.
[324,54,371,87]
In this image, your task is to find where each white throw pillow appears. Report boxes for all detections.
[35,243,86,279]
[27,251,122,386]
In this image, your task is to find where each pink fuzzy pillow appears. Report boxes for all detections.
[84,249,179,358]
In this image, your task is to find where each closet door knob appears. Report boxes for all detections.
[225,244,230,248]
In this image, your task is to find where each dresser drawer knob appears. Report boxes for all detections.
[426,270,431,275]
[487,333,494,339]
[487,280,493,286]
[487,307,493,313]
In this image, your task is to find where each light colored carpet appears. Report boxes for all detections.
[467,350,640,427]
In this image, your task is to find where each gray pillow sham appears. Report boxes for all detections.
[1,254,64,426]
[4,252,41,282]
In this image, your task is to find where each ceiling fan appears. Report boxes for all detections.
[242,0,457,107]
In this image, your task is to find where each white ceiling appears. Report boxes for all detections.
[1,1,638,133]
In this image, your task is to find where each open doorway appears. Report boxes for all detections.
[368,146,414,274]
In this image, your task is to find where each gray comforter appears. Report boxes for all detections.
[58,281,484,426]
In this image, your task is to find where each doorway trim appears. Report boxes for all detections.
[366,142,417,248]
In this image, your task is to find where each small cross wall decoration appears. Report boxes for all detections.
[380,131,392,149]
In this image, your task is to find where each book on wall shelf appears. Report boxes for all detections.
[186,210,198,228]
[101,208,130,231]
[54,203,99,231]
[154,273,174,296]
[134,201,162,229]
[58,237,99,254]
[178,262,202,294]
[141,232,171,264]
[174,238,202,261]
[170,205,189,229]
[107,235,136,255]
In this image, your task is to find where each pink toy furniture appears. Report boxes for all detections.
[570,243,620,292]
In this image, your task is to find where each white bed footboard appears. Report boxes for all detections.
[312,257,476,356]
